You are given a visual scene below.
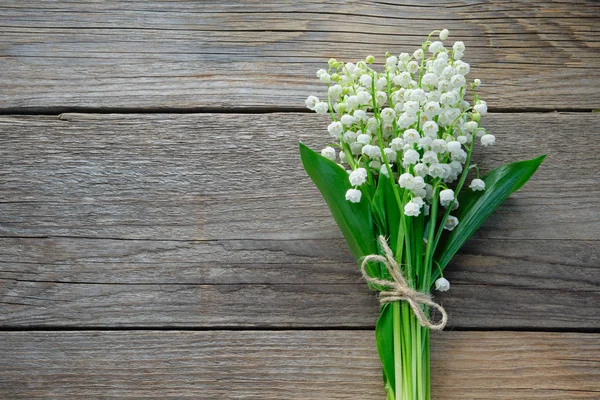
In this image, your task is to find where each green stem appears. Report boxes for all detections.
[430,133,476,269]
[393,301,403,398]
[422,186,440,292]
[387,234,432,400]
[341,141,357,170]
[326,89,336,122]
[423,326,429,398]
[401,302,411,399]
[424,326,430,400]
[411,312,417,396]
[401,192,413,283]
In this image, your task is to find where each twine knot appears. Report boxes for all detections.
[360,235,448,331]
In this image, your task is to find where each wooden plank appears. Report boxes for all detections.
[0,331,598,399]
[0,1,598,110]
[0,112,598,328]
[0,112,598,241]
[0,237,598,328]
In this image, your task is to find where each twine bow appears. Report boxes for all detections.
[360,235,448,331]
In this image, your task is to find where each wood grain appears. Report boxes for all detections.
[0,330,598,399]
[0,237,598,328]
[1,112,598,241]
[0,112,598,328]
[1,2,597,395]
[0,1,598,111]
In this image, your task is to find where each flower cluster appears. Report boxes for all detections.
[306,29,493,227]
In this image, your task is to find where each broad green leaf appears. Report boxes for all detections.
[432,155,545,282]
[376,303,395,393]
[299,142,376,260]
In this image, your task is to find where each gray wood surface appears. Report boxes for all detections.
[1,112,598,241]
[0,1,599,111]
[1,113,598,329]
[1,3,599,398]
[1,330,598,399]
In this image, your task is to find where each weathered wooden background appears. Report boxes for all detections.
[0,1,598,399]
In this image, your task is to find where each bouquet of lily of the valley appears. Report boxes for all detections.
[299,29,544,400]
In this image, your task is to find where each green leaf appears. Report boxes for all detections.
[372,173,402,256]
[432,155,545,282]
[376,303,395,393]
[299,142,376,261]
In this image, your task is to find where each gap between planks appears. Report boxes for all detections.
[0,107,597,116]
[1,326,600,333]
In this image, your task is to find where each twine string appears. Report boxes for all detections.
[360,235,448,331]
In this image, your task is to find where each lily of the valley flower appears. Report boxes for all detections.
[469,178,486,191]
[435,277,450,292]
[345,188,362,203]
